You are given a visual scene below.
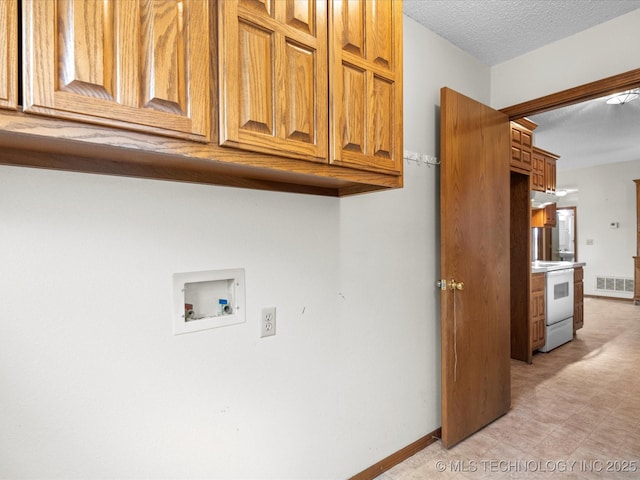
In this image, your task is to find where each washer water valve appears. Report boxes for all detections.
[173,268,246,335]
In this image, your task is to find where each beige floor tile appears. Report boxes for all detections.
[377,298,640,479]
[527,424,590,458]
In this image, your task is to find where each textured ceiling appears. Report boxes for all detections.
[529,94,640,172]
[402,0,640,66]
[403,0,640,175]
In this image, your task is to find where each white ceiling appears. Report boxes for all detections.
[402,0,640,66]
[403,0,640,173]
[529,93,640,171]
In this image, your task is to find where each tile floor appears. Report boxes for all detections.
[376,298,640,479]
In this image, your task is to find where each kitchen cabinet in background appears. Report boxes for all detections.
[634,179,640,305]
[574,267,584,332]
[531,148,545,192]
[23,0,210,141]
[0,0,17,110]
[531,146,559,193]
[545,154,557,193]
[510,119,535,174]
[531,203,556,228]
[634,257,640,306]
[531,272,546,351]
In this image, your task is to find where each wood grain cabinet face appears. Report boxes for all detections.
[544,156,557,193]
[573,267,584,332]
[218,0,328,161]
[531,273,546,351]
[531,150,545,192]
[532,146,558,193]
[510,122,533,173]
[0,0,18,110]
[23,0,210,141]
[329,0,403,174]
[634,180,639,304]
[634,256,640,305]
[531,203,556,228]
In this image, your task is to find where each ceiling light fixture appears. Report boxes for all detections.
[606,89,640,105]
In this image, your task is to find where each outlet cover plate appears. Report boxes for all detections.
[261,307,276,338]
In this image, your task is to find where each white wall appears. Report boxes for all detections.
[0,15,489,479]
[336,16,489,471]
[6,6,637,476]
[558,161,640,298]
[0,167,343,478]
[491,9,640,108]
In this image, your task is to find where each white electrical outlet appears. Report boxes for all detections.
[261,307,276,338]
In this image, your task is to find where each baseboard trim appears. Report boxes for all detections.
[349,428,442,480]
[584,294,634,302]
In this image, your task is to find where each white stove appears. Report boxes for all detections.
[539,267,574,352]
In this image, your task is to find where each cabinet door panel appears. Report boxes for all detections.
[24,0,209,141]
[371,75,393,159]
[140,0,189,115]
[238,20,275,135]
[531,151,545,191]
[341,0,365,57]
[510,122,532,173]
[0,0,18,110]
[240,0,273,17]
[531,274,546,351]
[57,0,115,100]
[219,0,327,160]
[545,157,556,192]
[330,0,402,174]
[284,41,315,144]
[341,65,365,153]
[369,0,392,69]
[285,0,314,34]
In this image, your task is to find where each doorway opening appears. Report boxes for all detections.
[553,207,577,262]
[503,68,640,363]
[533,206,577,262]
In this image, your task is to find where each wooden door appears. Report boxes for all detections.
[23,0,209,141]
[218,0,328,161]
[0,0,17,110]
[329,0,403,175]
[440,87,511,448]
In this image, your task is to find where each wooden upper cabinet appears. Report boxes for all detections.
[329,0,403,174]
[545,155,557,193]
[0,0,18,110]
[510,120,535,174]
[531,149,545,191]
[531,203,556,228]
[533,146,559,193]
[218,0,328,161]
[22,0,210,141]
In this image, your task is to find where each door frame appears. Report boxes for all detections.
[500,68,640,120]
